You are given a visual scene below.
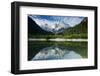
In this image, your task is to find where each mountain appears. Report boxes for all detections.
[62,21,70,28]
[28,15,87,38]
[64,17,87,33]
[63,17,88,38]
[29,15,85,34]
[28,17,53,37]
[29,16,70,34]
[40,22,65,34]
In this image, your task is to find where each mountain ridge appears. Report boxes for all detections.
[28,16,53,37]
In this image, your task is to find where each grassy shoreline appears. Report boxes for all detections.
[29,33,87,39]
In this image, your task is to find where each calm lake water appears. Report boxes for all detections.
[28,41,88,61]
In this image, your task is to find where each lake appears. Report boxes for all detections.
[28,41,88,61]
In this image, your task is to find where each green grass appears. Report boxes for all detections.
[29,33,87,39]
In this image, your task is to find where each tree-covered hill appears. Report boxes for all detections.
[28,17,53,37]
[62,17,88,38]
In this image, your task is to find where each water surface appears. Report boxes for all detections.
[28,41,88,61]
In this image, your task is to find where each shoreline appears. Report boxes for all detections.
[28,38,88,42]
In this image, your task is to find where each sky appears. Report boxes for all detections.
[29,15,85,27]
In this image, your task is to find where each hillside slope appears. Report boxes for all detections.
[28,17,53,37]
[63,17,88,38]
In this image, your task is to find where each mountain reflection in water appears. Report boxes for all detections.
[31,46,82,60]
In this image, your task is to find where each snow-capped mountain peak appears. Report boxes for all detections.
[29,15,66,34]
